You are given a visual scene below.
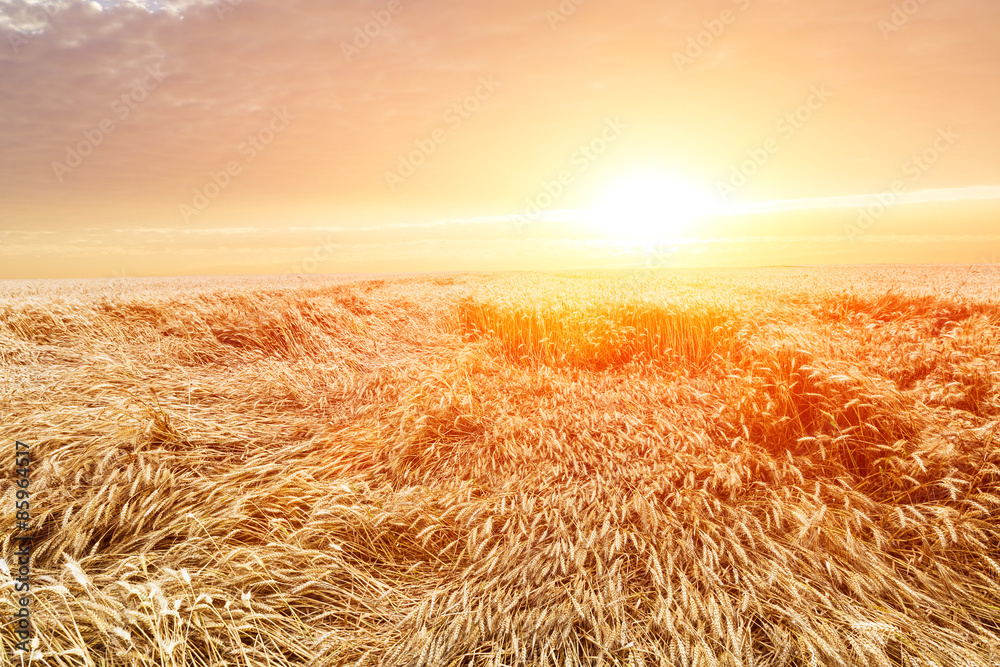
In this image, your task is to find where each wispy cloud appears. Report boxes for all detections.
[725,185,1000,215]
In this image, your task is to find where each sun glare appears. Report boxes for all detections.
[587,172,721,242]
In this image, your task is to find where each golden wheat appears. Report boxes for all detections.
[0,267,999,665]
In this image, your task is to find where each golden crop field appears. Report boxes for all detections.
[2,265,1000,666]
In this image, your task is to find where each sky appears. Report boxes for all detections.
[1,0,999,278]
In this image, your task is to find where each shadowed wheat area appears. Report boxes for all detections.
[2,266,1000,666]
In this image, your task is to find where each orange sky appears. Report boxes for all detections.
[1,0,999,278]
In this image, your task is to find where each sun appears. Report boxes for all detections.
[586,171,721,242]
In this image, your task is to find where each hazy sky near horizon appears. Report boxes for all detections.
[1,0,999,277]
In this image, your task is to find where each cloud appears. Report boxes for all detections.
[730,186,1000,215]
[1,0,999,252]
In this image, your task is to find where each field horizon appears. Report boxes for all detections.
[2,265,1000,666]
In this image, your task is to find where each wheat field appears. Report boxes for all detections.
[1,265,1000,666]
